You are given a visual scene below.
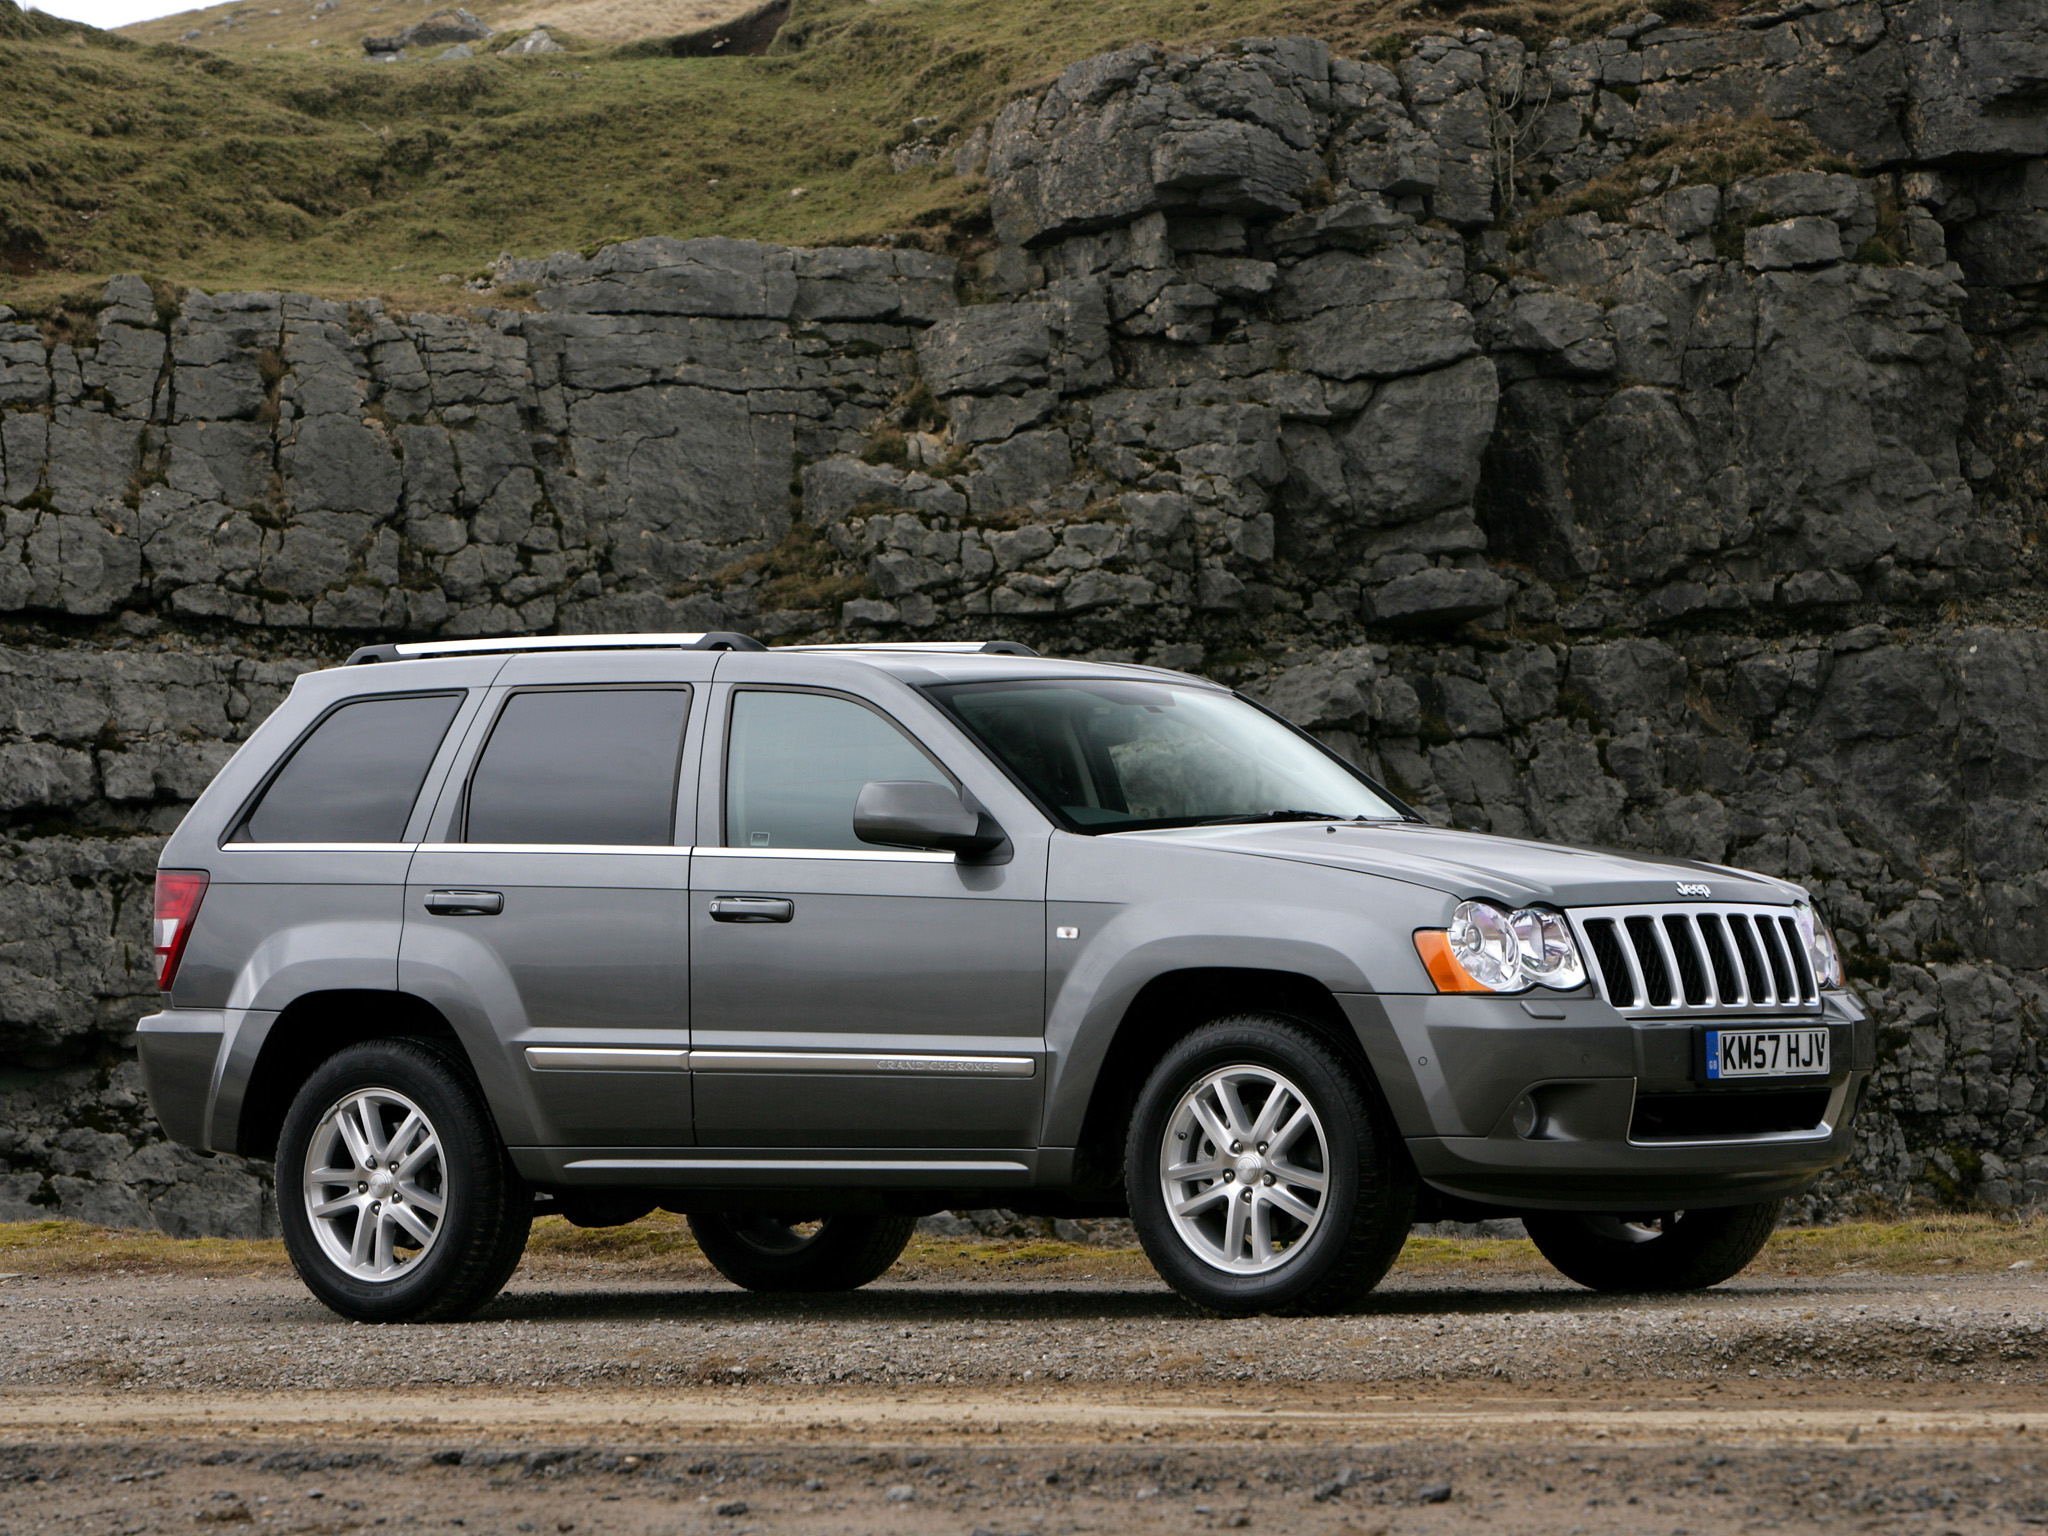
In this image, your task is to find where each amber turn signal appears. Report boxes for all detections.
[1412,929,1495,994]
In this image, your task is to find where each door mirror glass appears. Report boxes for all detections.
[853,780,1008,860]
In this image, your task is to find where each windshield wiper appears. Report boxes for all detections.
[1097,810,1383,833]
[1185,810,1352,826]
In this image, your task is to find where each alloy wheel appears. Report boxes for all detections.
[1159,1064,1330,1274]
[301,1088,448,1282]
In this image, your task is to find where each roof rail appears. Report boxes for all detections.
[344,632,766,665]
[784,641,1041,658]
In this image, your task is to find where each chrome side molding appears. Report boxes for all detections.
[523,1046,1035,1078]
[525,1047,689,1072]
[690,1050,1035,1078]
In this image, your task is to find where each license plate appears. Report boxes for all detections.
[1705,1027,1830,1080]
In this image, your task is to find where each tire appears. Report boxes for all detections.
[1524,1200,1782,1292]
[278,1038,532,1323]
[688,1211,917,1292]
[1125,1014,1416,1316]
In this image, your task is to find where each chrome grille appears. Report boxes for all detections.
[1571,904,1819,1012]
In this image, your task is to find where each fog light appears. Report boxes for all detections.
[1511,1094,1541,1139]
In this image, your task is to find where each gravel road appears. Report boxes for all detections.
[2,1257,2044,1534]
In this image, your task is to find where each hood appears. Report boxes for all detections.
[1131,821,1802,909]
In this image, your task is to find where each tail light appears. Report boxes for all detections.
[154,870,210,991]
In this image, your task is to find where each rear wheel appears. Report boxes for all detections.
[278,1038,531,1323]
[1524,1201,1782,1292]
[688,1212,916,1292]
[1125,1014,1415,1316]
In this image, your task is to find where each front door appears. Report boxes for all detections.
[400,652,709,1149]
[688,682,1046,1150]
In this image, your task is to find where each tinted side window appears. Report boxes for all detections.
[238,693,464,844]
[465,688,690,846]
[726,690,946,852]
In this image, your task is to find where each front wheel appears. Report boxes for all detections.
[688,1212,916,1292]
[278,1038,532,1323]
[1524,1201,1782,1292]
[1125,1015,1415,1316]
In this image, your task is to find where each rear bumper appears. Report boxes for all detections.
[135,1010,228,1149]
[1341,988,1871,1213]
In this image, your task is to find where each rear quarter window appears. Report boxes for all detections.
[234,692,465,845]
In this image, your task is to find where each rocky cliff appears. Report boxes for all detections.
[3,0,2045,1235]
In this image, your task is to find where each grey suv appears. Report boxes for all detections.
[137,634,1870,1321]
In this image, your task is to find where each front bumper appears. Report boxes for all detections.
[1341,989,1872,1213]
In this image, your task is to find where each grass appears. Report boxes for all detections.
[119,0,759,53]
[0,1218,292,1275]
[702,520,877,613]
[0,1212,1158,1281]
[2,0,1761,315]
[1509,111,1856,249]
[2,1213,2042,1282]
[528,1213,1162,1282]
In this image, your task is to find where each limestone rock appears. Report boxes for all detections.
[6,15,2048,1225]
[1745,215,1845,270]
[499,27,564,54]
[1364,566,1511,626]
[363,5,490,55]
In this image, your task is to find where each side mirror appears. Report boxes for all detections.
[853,780,1010,862]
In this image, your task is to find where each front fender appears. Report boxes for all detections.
[1042,832,1453,1147]
[1041,915,1385,1145]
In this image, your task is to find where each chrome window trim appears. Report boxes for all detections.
[254,840,948,859]
[221,842,419,854]
[416,843,695,856]
[693,845,953,864]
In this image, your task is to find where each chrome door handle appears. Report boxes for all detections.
[709,896,794,923]
[425,889,504,916]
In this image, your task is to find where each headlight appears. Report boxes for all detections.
[1511,906,1587,990]
[1794,901,1845,990]
[1414,900,1587,994]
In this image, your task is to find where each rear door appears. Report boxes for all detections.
[400,651,711,1151]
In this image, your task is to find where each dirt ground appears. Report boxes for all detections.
[2,1227,2045,1535]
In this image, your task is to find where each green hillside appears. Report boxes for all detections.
[2,0,1718,313]
[115,0,755,53]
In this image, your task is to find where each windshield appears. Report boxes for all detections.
[928,678,1409,833]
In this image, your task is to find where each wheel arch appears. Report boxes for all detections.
[231,990,469,1161]
[1067,967,1381,1205]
